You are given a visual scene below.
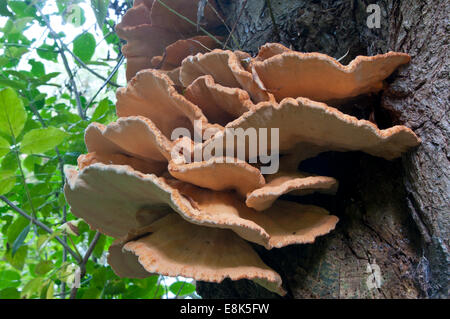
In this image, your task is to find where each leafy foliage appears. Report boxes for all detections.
[0,0,198,299]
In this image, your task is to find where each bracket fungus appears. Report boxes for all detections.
[116,0,223,81]
[65,7,421,295]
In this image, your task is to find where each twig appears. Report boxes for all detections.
[69,231,101,299]
[34,5,86,120]
[175,281,186,299]
[85,54,124,110]
[223,0,247,49]
[63,47,120,88]
[206,1,239,48]
[156,0,228,49]
[0,195,81,263]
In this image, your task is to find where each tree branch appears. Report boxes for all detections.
[62,44,120,88]
[0,195,81,263]
[34,5,86,120]
[86,54,124,110]
[69,231,101,299]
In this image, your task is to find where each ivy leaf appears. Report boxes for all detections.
[73,32,96,63]
[20,127,68,154]
[91,0,109,29]
[0,87,27,137]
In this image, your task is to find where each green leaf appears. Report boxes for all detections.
[64,4,86,27]
[23,155,42,171]
[91,0,109,29]
[0,136,10,157]
[11,223,30,256]
[169,282,196,296]
[0,287,20,299]
[36,44,58,62]
[82,287,101,299]
[8,1,37,18]
[21,277,45,298]
[46,281,55,299]
[0,0,13,17]
[0,270,21,289]
[0,78,26,89]
[7,216,28,245]
[0,87,27,137]
[104,279,126,295]
[73,32,96,63]
[91,98,109,121]
[37,230,63,252]
[35,260,54,276]
[20,127,68,154]
[1,151,18,171]
[0,170,16,195]
[93,234,106,258]
[38,72,61,83]
[6,245,28,270]
[29,59,45,77]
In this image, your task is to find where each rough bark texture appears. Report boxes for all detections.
[197,0,449,299]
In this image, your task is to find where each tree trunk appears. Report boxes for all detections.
[197,0,449,299]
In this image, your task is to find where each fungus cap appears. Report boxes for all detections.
[246,172,338,211]
[252,43,411,102]
[209,97,420,160]
[108,213,286,295]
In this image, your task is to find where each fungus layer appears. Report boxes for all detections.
[246,172,338,211]
[108,213,285,295]
[116,0,223,80]
[206,97,420,160]
[65,32,420,295]
[251,43,411,102]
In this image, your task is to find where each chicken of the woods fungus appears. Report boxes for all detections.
[64,2,421,296]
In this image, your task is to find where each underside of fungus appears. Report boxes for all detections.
[64,4,421,296]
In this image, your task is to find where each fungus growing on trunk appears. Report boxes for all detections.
[116,0,223,81]
[251,43,411,102]
[65,14,421,296]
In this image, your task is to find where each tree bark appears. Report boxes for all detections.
[197,0,449,299]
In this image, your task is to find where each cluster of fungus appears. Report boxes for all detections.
[64,0,420,295]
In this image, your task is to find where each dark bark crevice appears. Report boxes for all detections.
[197,0,449,299]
